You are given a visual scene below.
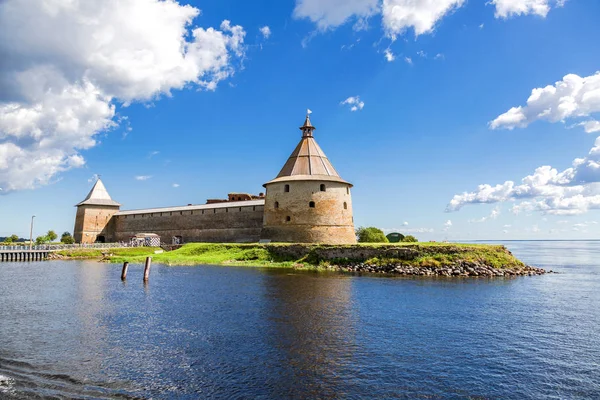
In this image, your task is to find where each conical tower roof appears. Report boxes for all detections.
[264,114,351,186]
[76,178,121,207]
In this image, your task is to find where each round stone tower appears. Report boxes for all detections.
[261,114,356,244]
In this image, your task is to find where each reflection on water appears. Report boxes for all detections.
[0,241,599,398]
[263,272,357,398]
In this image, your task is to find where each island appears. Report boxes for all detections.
[52,242,547,277]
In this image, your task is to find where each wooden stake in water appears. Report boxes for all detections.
[121,262,129,280]
[143,257,152,282]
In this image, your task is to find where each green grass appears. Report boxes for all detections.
[56,247,161,259]
[55,242,526,270]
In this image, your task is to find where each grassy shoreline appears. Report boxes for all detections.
[53,242,532,272]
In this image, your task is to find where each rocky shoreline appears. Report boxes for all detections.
[333,261,548,276]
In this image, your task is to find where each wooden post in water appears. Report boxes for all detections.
[121,261,129,280]
[143,257,152,282]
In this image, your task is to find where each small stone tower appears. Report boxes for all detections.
[73,178,121,244]
[261,114,356,244]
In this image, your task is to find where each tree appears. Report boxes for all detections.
[356,227,389,243]
[402,235,418,243]
[35,235,49,245]
[61,232,75,244]
[47,230,58,242]
[9,234,19,242]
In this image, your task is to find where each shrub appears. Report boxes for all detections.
[402,235,418,243]
[61,232,75,244]
[356,227,389,243]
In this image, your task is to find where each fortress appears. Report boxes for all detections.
[73,115,357,245]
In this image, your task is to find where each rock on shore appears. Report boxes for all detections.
[333,260,547,276]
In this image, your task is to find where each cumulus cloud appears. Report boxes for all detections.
[293,0,379,30]
[384,49,395,62]
[443,220,452,231]
[469,206,501,223]
[0,0,245,193]
[382,227,434,234]
[491,0,565,19]
[341,96,365,112]
[382,0,465,38]
[448,136,600,215]
[135,175,152,181]
[259,26,272,39]
[490,72,600,131]
[293,0,563,42]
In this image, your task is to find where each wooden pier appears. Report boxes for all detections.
[0,250,51,262]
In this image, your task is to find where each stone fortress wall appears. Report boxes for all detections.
[113,202,264,244]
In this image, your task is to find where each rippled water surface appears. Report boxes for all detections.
[1,241,599,399]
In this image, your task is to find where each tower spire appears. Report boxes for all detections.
[300,110,315,137]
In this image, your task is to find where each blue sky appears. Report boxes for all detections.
[1,0,600,240]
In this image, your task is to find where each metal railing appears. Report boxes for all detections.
[0,243,135,251]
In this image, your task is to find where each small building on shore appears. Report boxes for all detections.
[73,114,356,244]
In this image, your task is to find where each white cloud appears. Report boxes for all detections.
[259,26,271,39]
[294,0,560,44]
[148,151,160,158]
[579,120,600,133]
[434,53,445,60]
[469,206,501,223]
[531,224,541,233]
[491,0,565,19]
[135,175,152,181]
[0,0,245,193]
[490,72,600,131]
[402,221,409,226]
[404,56,413,65]
[417,50,427,58]
[293,0,379,30]
[88,174,100,183]
[382,0,465,38]
[443,220,452,231]
[503,224,512,228]
[383,227,434,233]
[479,23,485,29]
[341,96,365,112]
[172,183,180,188]
[384,49,395,62]
[448,136,600,215]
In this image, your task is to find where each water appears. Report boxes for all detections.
[0,241,599,399]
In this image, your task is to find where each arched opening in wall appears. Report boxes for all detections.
[320,184,326,192]
[346,187,349,195]
[309,201,315,208]
[96,235,106,243]
[343,202,348,210]
[274,201,279,209]
[284,184,290,192]
[286,216,291,222]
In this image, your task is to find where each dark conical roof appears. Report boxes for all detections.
[264,114,351,186]
[75,179,121,207]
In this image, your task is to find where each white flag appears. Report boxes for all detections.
[307,108,312,114]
